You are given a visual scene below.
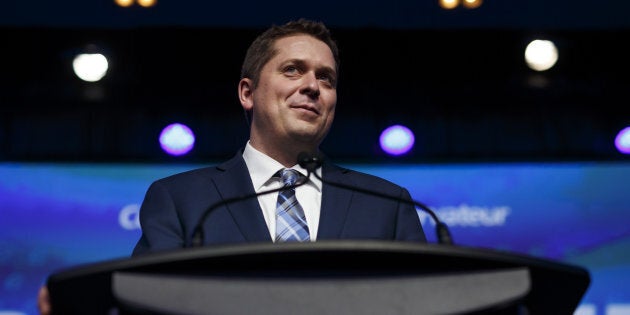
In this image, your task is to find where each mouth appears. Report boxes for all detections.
[290,104,320,115]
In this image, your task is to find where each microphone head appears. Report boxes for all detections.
[297,152,324,172]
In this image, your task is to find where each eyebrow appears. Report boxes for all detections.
[283,59,337,76]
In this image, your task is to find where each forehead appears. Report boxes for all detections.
[270,35,335,68]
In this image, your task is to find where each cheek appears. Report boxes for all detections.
[323,93,337,114]
[327,110,336,126]
[323,103,336,128]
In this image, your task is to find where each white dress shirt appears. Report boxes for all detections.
[242,141,322,241]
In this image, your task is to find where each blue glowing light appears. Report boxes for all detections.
[159,123,195,156]
[379,124,415,156]
[615,126,630,154]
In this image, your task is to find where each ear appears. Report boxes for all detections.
[238,78,254,112]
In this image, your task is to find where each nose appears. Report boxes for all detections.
[300,72,320,99]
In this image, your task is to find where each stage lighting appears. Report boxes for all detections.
[462,0,482,9]
[72,53,109,82]
[137,0,157,7]
[159,123,195,156]
[379,125,415,156]
[114,0,133,7]
[524,39,558,72]
[615,126,630,154]
[439,0,459,10]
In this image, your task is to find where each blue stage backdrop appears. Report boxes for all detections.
[1,161,629,315]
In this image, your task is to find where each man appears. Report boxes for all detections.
[38,18,425,314]
[132,18,426,254]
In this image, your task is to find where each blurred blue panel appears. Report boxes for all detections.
[1,161,629,314]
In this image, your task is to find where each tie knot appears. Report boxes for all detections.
[279,168,300,186]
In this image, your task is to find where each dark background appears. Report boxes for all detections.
[2,0,630,163]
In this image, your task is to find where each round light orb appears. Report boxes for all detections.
[137,0,157,7]
[379,125,415,156]
[159,123,195,156]
[439,0,459,9]
[524,39,559,72]
[72,53,108,82]
[615,126,630,154]
[114,0,133,7]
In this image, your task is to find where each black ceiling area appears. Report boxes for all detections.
[1,1,630,163]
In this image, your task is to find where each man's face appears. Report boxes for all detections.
[244,34,337,151]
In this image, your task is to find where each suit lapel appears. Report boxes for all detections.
[213,153,272,242]
[317,163,353,239]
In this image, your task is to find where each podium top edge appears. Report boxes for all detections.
[47,240,590,283]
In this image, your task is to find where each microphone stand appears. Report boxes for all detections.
[297,152,454,245]
[190,170,312,247]
[191,152,454,247]
[310,171,454,245]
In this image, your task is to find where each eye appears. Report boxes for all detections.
[283,65,300,75]
[318,73,336,87]
[318,75,331,84]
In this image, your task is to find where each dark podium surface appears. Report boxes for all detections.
[47,241,590,315]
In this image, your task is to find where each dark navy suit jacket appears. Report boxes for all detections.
[132,152,426,256]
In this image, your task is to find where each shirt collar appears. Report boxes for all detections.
[242,141,322,192]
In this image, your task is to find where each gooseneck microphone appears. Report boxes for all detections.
[190,169,311,247]
[191,152,453,247]
[297,152,454,245]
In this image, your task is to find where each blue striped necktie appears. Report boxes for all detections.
[275,168,310,242]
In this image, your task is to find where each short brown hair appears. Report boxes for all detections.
[240,18,340,88]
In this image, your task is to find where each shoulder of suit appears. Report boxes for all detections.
[155,165,219,184]
[327,163,403,191]
[154,151,244,183]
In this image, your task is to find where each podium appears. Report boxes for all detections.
[47,241,590,314]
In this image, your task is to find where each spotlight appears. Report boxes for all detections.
[159,123,195,156]
[114,0,133,7]
[379,125,415,156]
[439,0,459,9]
[72,52,108,82]
[137,0,157,7]
[524,39,559,72]
[462,0,482,9]
[615,126,630,154]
